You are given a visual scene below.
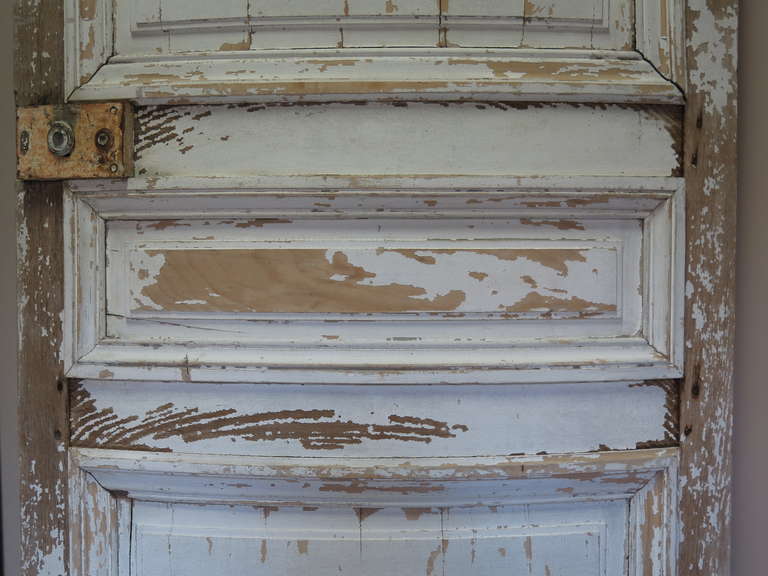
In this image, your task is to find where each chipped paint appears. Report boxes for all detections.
[70,384,469,451]
[679,1,738,575]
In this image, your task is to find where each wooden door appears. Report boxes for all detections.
[15,1,737,575]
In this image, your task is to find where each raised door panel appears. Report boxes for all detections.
[442,0,633,50]
[66,0,684,104]
[69,449,678,576]
[70,380,678,457]
[130,501,622,576]
[65,177,683,383]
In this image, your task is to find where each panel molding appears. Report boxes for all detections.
[64,0,685,104]
[68,447,679,576]
[64,176,684,384]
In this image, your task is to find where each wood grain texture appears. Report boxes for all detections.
[680,1,738,575]
[15,0,68,575]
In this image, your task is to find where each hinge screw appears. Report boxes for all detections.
[95,128,113,150]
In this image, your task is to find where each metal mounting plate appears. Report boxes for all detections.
[16,102,133,180]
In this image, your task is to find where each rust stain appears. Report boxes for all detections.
[69,386,469,451]
[260,539,267,563]
[297,540,309,555]
[498,547,507,557]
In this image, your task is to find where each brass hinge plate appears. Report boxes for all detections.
[17,103,134,180]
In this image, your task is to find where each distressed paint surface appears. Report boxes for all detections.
[71,184,683,383]
[131,103,682,178]
[129,245,618,316]
[679,0,737,575]
[130,500,623,575]
[68,448,679,576]
[67,0,684,104]
[15,0,68,575]
[69,380,676,457]
[116,0,632,53]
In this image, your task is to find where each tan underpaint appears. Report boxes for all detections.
[403,508,434,521]
[296,540,309,555]
[134,246,595,314]
[137,249,467,313]
[219,37,252,51]
[305,59,358,73]
[500,292,616,315]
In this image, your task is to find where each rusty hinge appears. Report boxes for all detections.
[17,102,134,180]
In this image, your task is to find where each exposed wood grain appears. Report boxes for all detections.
[69,380,675,457]
[679,1,738,575]
[15,1,68,575]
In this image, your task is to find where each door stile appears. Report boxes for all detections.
[679,1,738,575]
[15,1,69,575]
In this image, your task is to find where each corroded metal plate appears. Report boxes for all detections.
[17,102,133,180]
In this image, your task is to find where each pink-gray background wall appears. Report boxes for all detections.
[0,2,765,574]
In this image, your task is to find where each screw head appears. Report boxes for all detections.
[109,163,119,174]
[95,128,113,150]
[47,121,75,157]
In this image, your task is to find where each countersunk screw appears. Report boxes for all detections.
[19,130,30,154]
[47,121,75,157]
[95,128,113,150]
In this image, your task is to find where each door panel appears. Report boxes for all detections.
[54,1,692,575]
[70,449,678,576]
[129,103,681,178]
[130,500,623,576]
[66,178,683,383]
[70,380,677,456]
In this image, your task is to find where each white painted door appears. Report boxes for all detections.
[62,1,686,574]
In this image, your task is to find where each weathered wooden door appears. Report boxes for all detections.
[16,1,737,575]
